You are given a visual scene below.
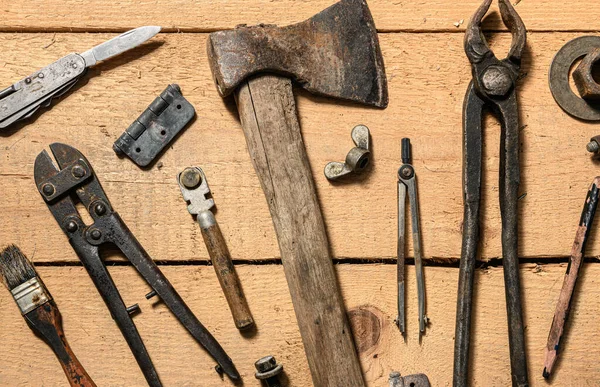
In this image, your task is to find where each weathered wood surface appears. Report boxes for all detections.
[0,264,598,386]
[1,32,600,262]
[1,1,600,385]
[1,1,600,32]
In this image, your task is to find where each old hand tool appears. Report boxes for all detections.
[543,178,600,379]
[178,167,254,330]
[255,356,284,387]
[388,371,431,387]
[0,26,160,129]
[396,138,428,336]
[549,36,600,121]
[454,1,528,386]
[0,245,96,387]
[114,84,195,167]
[324,125,371,181]
[34,143,239,386]
[208,1,387,385]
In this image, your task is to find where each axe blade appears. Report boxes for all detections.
[207,0,388,108]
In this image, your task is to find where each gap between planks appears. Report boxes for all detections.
[30,257,600,268]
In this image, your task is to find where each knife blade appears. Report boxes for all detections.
[80,26,161,67]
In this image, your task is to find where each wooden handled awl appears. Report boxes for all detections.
[178,167,254,330]
[0,245,96,387]
[543,177,600,379]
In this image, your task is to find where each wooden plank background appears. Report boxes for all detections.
[0,0,599,386]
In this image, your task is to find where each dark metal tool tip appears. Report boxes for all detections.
[465,0,525,65]
[401,138,411,164]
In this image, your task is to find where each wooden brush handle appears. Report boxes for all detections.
[198,211,254,330]
[25,301,96,387]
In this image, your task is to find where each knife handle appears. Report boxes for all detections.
[0,53,86,129]
[24,301,97,387]
[0,85,16,100]
[198,211,254,330]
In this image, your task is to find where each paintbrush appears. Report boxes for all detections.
[0,245,96,387]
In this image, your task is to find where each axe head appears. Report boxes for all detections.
[207,0,388,108]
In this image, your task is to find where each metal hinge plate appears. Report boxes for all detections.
[113,84,195,167]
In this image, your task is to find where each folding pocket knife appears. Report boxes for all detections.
[0,25,161,129]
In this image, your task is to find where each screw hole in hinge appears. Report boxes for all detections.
[160,130,166,136]
[176,104,182,109]
[135,147,141,153]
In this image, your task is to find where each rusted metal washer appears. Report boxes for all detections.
[549,36,600,121]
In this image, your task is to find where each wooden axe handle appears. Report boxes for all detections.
[235,74,365,387]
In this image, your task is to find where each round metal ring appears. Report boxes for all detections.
[549,36,600,121]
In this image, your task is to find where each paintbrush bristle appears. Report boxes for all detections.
[0,245,37,290]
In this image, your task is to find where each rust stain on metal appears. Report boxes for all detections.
[549,36,600,121]
[573,48,600,101]
[206,0,388,108]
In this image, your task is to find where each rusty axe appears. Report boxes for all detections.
[208,1,387,385]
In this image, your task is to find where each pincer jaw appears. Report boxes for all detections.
[464,0,493,64]
[499,0,526,64]
[464,0,526,66]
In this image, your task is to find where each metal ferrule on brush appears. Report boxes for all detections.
[11,277,51,314]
